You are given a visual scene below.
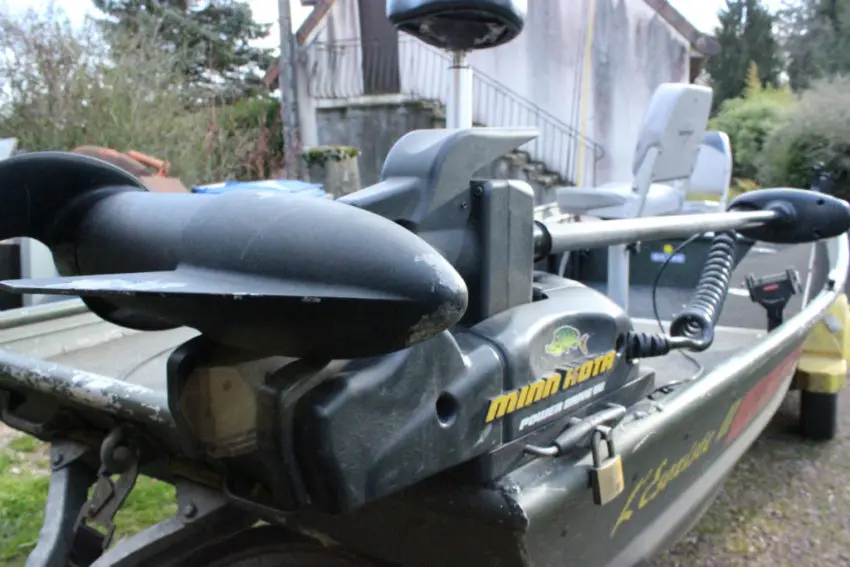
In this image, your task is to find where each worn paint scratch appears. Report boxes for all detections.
[0,353,173,429]
[44,278,187,292]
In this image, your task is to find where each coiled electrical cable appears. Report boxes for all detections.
[668,230,738,348]
[624,229,740,383]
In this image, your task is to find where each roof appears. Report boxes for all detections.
[263,0,335,87]
[643,0,720,56]
[263,0,719,87]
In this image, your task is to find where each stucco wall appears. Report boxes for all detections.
[467,0,690,185]
[308,0,691,186]
[316,101,437,187]
[312,0,360,42]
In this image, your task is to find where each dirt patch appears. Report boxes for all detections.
[0,423,20,451]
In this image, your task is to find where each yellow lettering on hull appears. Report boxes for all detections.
[611,428,716,537]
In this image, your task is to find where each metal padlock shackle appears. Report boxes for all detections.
[591,425,617,467]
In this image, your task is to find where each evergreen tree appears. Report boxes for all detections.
[92,0,274,100]
[777,0,850,90]
[706,0,782,112]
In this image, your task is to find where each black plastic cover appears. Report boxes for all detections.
[0,152,469,359]
[387,0,526,50]
[729,187,850,244]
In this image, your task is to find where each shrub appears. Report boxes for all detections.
[731,177,760,196]
[708,63,797,181]
[759,75,850,198]
[0,7,284,187]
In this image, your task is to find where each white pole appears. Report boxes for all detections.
[608,244,629,311]
[446,50,473,129]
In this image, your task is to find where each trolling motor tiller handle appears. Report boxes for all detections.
[534,187,850,358]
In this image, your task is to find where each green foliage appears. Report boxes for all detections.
[777,0,850,91]
[302,146,361,167]
[92,0,274,100]
[707,72,797,180]
[707,0,782,112]
[200,96,286,181]
[732,177,761,194]
[0,8,285,186]
[760,75,850,198]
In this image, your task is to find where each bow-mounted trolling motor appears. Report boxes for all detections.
[0,152,471,359]
[3,0,850,524]
[0,128,552,514]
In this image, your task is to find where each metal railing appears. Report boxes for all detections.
[303,37,604,186]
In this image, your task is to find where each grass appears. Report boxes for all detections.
[686,185,745,203]
[0,431,176,567]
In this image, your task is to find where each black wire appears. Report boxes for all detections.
[650,233,707,380]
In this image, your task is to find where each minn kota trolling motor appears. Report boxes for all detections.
[1,2,850,567]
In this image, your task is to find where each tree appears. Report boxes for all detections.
[776,0,850,90]
[706,0,782,113]
[708,62,797,181]
[92,0,274,100]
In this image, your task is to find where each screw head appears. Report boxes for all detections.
[472,185,484,197]
[182,503,197,519]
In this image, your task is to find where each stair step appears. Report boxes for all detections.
[506,151,530,166]
[530,172,561,187]
[413,101,581,188]
[521,161,545,175]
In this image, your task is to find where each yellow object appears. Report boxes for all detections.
[575,0,598,187]
[794,293,850,394]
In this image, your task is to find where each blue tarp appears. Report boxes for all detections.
[193,179,327,198]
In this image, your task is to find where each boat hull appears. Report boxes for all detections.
[282,335,804,567]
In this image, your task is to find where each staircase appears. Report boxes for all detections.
[303,37,604,198]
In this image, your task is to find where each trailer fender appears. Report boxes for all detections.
[794,292,850,394]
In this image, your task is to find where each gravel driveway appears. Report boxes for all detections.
[651,387,850,567]
[651,239,849,566]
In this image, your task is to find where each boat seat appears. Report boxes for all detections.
[556,83,712,223]
[552,82,714,310]
[558,182,684,219]
[682,131,733,213]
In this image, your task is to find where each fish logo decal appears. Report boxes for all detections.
[545,325,590,357]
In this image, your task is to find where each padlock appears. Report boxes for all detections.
[589,426,624,506]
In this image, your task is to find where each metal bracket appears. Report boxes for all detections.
[25,440,96,567]
[70,426,141,566]
[90,482,257,567]
[523,404,627,457]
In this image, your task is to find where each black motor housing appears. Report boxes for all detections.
[166,272,650,514]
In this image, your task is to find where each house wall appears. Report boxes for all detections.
[306,0,691,187]
[316,101,438,186]
[465,0,690,185]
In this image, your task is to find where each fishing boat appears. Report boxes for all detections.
[1,2,849,566]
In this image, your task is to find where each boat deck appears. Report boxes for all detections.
[0,311,764,392]
[0,241,819,392]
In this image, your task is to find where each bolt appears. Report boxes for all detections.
[472,185,484,197]
[182,503,197,519]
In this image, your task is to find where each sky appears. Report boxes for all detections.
[3,0,791,47]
